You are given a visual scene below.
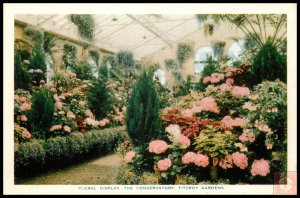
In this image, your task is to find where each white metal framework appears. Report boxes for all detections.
[15,14,200,60]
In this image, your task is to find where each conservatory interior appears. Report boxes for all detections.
[13,14,288,185]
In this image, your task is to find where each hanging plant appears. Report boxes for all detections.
[177,43,193,66]
[164,58,178,71]
[70,14,95,42]
[212,41,226,59]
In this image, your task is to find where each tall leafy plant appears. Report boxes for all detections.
[115,50,136,75]
[29,87,55,139]
[126,70,163,146]
[14,50,31,90]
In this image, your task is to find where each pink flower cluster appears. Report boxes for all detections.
[50,125,63,132]
[226,78,234,85]
[55,102,63,110]
[20,103,32,111]
[219,154,233,170]
[239,129,255,143]
[197,97,220,114]
[124,151,136,163]
[85,109,93,118]
[53,94,60,102]
[182,152,209,167]
[243,102,257,111]
[219,83,232,92]
[203,73,225,84]
[181,108,195,117]
[22,130,31,139]
[251,159,270,176]
[67,111,76,119]
[178,134,191,148]
[20,115,28,122]
[85,118,99,126]
[255,121,272,133]
[231,86,250,97]
[64,125,71,133]
[157,158,172,171]
[149,140,168,154]
[231,152,248,169]
[221,116,248,130]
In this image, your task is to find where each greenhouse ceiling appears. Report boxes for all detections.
[15,14,201,60]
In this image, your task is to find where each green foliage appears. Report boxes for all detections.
[29,87,55,139]
[175,175,198,185]
[251,41,286,85]
[212,41,226,59]
[62,43,77,69]
[70,14,95,42]
[28,40,47,73]
[251,80,287,144]
[24,25,44,43]
[115,51,136,75]
[126,71,163,146]
[177,43,193,66]
[15,127,127,176]
[165,58,178,70]
[195,56,219,91]
[72,62,95,80]
[43,32,57,54]
[87,78,115,120]
[89,50,100,66]
[14,50,31,90]
[194,125,238,159]
[14,140,46,169]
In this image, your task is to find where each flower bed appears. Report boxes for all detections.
[15,126,128,177]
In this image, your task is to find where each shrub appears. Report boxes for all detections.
[72,62,95,81]
[14,140,46,172]
[62,43,77,69]
[126,71,163,146]
[28,41,47,74]
[251,41,286,85]
[44,136,68,164]
[87,78,115,120]
[29,87,55,139]
[66,132,85,159]
[14,51,31,90]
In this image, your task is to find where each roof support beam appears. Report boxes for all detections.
[126,14,170,45]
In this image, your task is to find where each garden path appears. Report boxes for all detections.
[16,153,122,185]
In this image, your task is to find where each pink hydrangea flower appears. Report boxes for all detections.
[231,86,250,97]
[219,154,233,170]
[219,83,232,92]
[255,121,272,133]
[243,102,257,111]
[20,115,28,122]
[251,159,270,176]
[50,88,57,93]
[67,111,75,119]
[226,78,234,85]
[50,125,62,132]
[166,124,181,136]
[198,97,220,114]
[194,154,209,167]
[124,151,136,163]
[182,152,196,164]
[210,73,224,83]
[20,103,32,111]
[231,152,248,169]
[55,102,63,110]
[103,118,110,124]
[85,118,98,126]
[178,134,190,148]
[14,95,20,101]
[53,94,60,102]
[157,158,172,171]
[98,120,106,127]
[203,76,211,84]
[191,106,202,114]
[40,80,45,84]
[181,109,194,117]
[85,109,93,118]
[64,125,71,133]
[149,140,168,154]
[22,130,31,139]
[79,101,86,106]
[19,96,26,102]
[221,116,235,130]
[234,143,248,152]
[233,118,248,127]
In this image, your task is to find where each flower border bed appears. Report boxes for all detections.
[14,126,128,178]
